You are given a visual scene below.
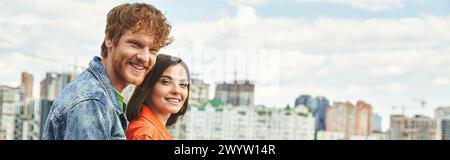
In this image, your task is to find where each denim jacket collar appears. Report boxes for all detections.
[88,56,124,115]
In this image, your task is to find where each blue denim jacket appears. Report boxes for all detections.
[42,56,128,140]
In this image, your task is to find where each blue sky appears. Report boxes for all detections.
[256,1,450,19]
[155,0,450,21]
[1,0,450,131]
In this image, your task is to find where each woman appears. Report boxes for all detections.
[126,54,190,140]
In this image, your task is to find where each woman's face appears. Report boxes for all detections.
[150,64,189,115]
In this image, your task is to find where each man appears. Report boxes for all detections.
[42,3,172,140]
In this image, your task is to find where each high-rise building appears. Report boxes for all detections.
[388,115,406,140]
[295,95,330,132]
[441,116,450,140]
[22,98,41,140]
[21,72,33,100]
[372,113,382,133]
[355,101,373,136]
[326,101,373,139]
[38,72,76,139]
[411,115,435,140]
[295,95,315,110]
[39,99,53,138]
[272,105,315,140]
[21,72,34,126]
[315,96,330,131]
[40,72,76,101]
[326,101,356,139]
[434,106,450,140]
[189,78,209,107]
[0,86,23,105]
[0,130,5,139]
[0,85,24,140]
[21,98,40,140]
[316,131,345,140]
[214,80,254,107]
[170,99,315,140]
[388,114,435,140]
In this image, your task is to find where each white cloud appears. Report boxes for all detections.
[226,0,407,11]
[0,0,124,97]
[344,84,370,96]
[349,0,404,11]
[432,77,450,86]
[172,7,450,53]
[293,0,405,11]
[0,52,31,79]
[321,49,450,79]
[0,52,83,85]
[255,83,339,107]
[369,66,406,77]
[227,0,268,6]
[94,3,450,108]
[307,16,450,52]
[376,82,408,93]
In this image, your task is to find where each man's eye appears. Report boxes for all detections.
[131,43,140,48]
[150,49,158,55]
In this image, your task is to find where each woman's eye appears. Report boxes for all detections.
[180,83,188,88]
[161,79,171,85]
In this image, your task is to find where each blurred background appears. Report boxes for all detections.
[1,0,450,140]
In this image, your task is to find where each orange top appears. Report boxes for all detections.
[126,104,173,140]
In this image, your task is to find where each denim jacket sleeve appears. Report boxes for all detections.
[64,99,116,140]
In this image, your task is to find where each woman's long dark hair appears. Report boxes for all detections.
[126,54,190,126]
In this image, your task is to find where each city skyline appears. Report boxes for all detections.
[1,0,450,132]
[2,70,450,139]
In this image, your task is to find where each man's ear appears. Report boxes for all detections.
[105,35,113,48]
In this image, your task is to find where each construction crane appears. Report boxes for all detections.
[391,103,405,115]
[391,98,427,116]
[413,98,426,114]
[22,53,86,72]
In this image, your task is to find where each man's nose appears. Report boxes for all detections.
[136,50,151,66]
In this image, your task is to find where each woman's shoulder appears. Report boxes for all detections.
[126,117,161,140]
